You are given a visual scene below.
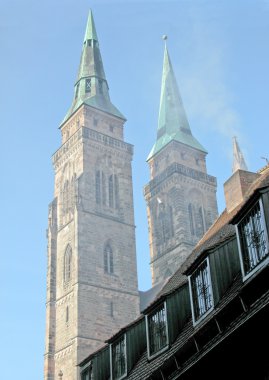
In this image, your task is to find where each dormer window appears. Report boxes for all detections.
[110,335,127,380]
[236,199,269,280]
[189,258,213,324]
[146,302,169,358]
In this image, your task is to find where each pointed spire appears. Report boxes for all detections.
[232,136,248,173]
[61,10,125,126]
[83,10,98,43]
[148,37,206,160]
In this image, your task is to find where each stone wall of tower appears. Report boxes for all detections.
[45,105,140,380]
[145,141,218,285]
[44,199,57,380]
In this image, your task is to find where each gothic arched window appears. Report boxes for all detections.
[64,245,72,283]
[104,244,114,274]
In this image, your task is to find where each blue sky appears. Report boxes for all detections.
[1,0,268,378]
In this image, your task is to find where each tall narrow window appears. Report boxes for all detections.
[114,175,119,209]
[62,180,69,216]
[189,258,213,323]
[111,335,127,380]
[237,199,269,278]
[102,172,106,206]
[146,303,168,358]
[75,83,80,99]
[104,244,114,274]
[188,203,195,236]
[157,205,173,245]
[66,306,69,323]
[169,206,174,237]
[85,78,91,93]
[158,211,166,243]
[95,170,101,204]
[64,245,72,283]
[70,174,76,214]
[196,206,205,238]
[109,175,114,208]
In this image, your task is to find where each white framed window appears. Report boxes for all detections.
[236,199,269,281]
[189,258,213,324]
[110,334,127,380]
[146,302,169,359]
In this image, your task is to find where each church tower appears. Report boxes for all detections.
[144,39,218,286]
[44,11,140,380]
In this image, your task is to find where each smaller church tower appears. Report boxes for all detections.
[144,39,218,285]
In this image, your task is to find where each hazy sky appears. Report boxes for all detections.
[1,0,269,378]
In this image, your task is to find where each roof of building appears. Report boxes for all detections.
[79,164,269,376]
[182,164,269,274]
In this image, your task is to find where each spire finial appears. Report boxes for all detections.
[232,136,248,173]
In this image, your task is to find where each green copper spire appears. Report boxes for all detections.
[83,9,98,42]
[147,39,206,160]
[61,10,125,126]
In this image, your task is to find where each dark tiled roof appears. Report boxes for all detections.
[183,166,269,274]
[127,273,244,380]
[79,166,269,372]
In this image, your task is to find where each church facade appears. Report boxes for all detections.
[44,10,218,379]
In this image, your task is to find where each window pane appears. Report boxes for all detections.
[85,78,91,93]
[191,260,213,321]
[147,303,168,356]
[238,201,268,275]
[112,336,126,379]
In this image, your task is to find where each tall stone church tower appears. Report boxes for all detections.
[44,11,140,380]
[144,41,218,286]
